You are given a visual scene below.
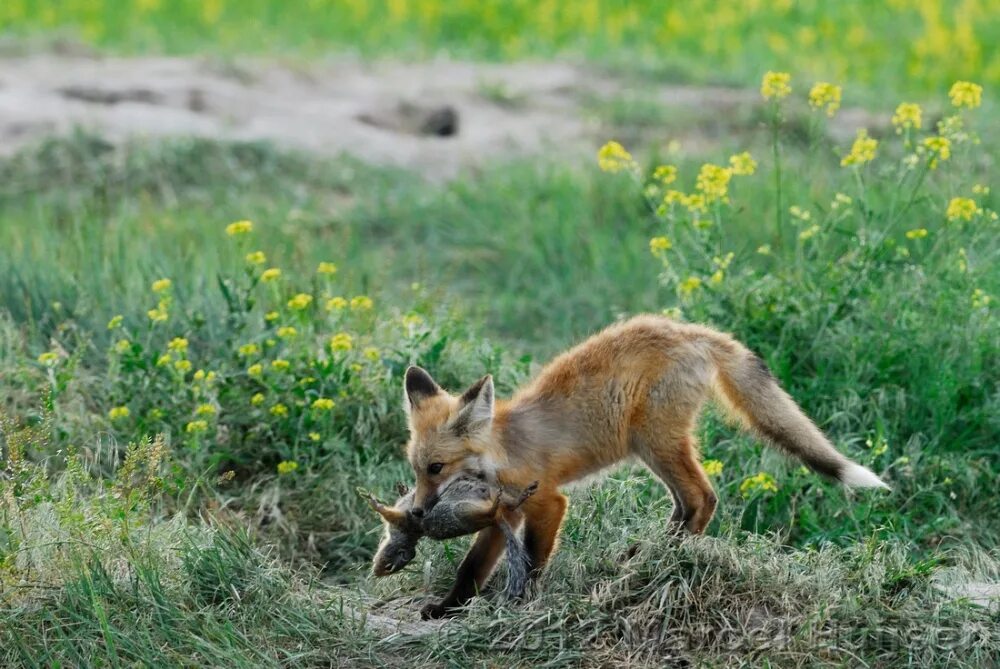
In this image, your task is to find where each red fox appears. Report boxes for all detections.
[402,315,888,618]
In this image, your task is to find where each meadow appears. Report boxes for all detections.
[2,3,1000,668]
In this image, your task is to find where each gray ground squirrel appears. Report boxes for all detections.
[361,476,538,597]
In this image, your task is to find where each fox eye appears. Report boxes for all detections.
[427,462,444,475]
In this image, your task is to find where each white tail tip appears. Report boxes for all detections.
[841,463,890,490]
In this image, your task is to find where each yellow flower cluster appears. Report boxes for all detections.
[37,351,59,366]
[277,460,299,475]
[276,326,297,339]
[891,103,922,132]
[971,288,992,309]
[739,472,778,497]
[287,293,313,310]
[841,129,878,167]
[186,419,209,433]
[922,135,951,168]
[695,163,732,204]
[225,220,254,236]
[326,296,348,311]
[350,296,374,311]
[107,315,124,330]
[652,165,677,184]
[728,152,756,176]
[167,337,188,353]
[246,251,266,265]
[649,236,671,258]
[312,398,335,411]
[702,459,723,477]
[808,82,842,116]
[238,343,260,357]
[108,406,130,421]
[905,228,928,240]
[760,71,791,100]
[948,81,982,109]
[317,261,338,275]
[597,141,637,173]
[329,332,353,351]
[946,197,978,222]
[261,268,282,283]
[678,276,702,297]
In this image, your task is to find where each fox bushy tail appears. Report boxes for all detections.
[709,336,888,489]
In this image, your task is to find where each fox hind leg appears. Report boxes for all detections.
[636,431,718,534]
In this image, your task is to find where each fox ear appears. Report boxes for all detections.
[451,374,494,436]
[404,366,441,411]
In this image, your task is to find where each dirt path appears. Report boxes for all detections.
[0,53,882,180]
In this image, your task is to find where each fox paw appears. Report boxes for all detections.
[419,600,450,620]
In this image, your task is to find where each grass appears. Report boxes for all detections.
[1,83,999,664]
[3,1,1000,98]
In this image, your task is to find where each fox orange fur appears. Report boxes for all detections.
[401,315,887,618]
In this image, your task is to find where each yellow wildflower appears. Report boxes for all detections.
[174,359,192,373]
[831,193,853,210]
[312,398,335,411]
[703,460,724,477]
[287,293,313,311]
[277,460,299,475]
[649,236,672,256]
[663,189,685,205]
[798,224,820,241]
[114,339,131,354]
[277,326,297,339]
[789,205,811,222]
[363,346,380,362]
[922,136,951,167]
[350,296,373,311]
[891,102,922,131]
[972,184,990,196]
[167,337,188,353]
[193,369,206,381]
[971,288,992,308]
[245,250,266,265]
[247,363,263,377]
[265,311,279,322]
[808,82,841,116]
[238,343,260,357]
[760,71,792,100]
[949,81,983,109]
[329,332,353,351]
[195,403,216,416]
[269,403,289,417]
[756,244,772,255]
[905,228,928,239]
[107,315,124,330]
[652,165,677,184]
[151,278,172,293]
[946,197,978,222]
[250,392,265,406]
[325,296,348,311]
[147,307,169,323]
[156,353,172,367]
[739,472,778,497]
[695,163,732,203]
[37,351,59,366]
[108,406,130,421]
[728,152,757,176]
[309,432,321,442]
[402,313,424,328]
[225,220,253,236]
[260,268,282,283]
[709,270,724,285]
[597,141,636,173]
[841,129,877,167]
[185,419,208,433]
[678,276,702,297]
[271,359,290,371]
[317,261,338,275]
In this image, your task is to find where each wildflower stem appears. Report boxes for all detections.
[771,102,784,250]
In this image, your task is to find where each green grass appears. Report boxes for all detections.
[4,0,1000,98]
[1,104,998,667]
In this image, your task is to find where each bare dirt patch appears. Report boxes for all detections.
[0,54,881,180]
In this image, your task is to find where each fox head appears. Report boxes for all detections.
[402,366,499,515]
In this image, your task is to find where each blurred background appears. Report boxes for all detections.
[1,3,999,667]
